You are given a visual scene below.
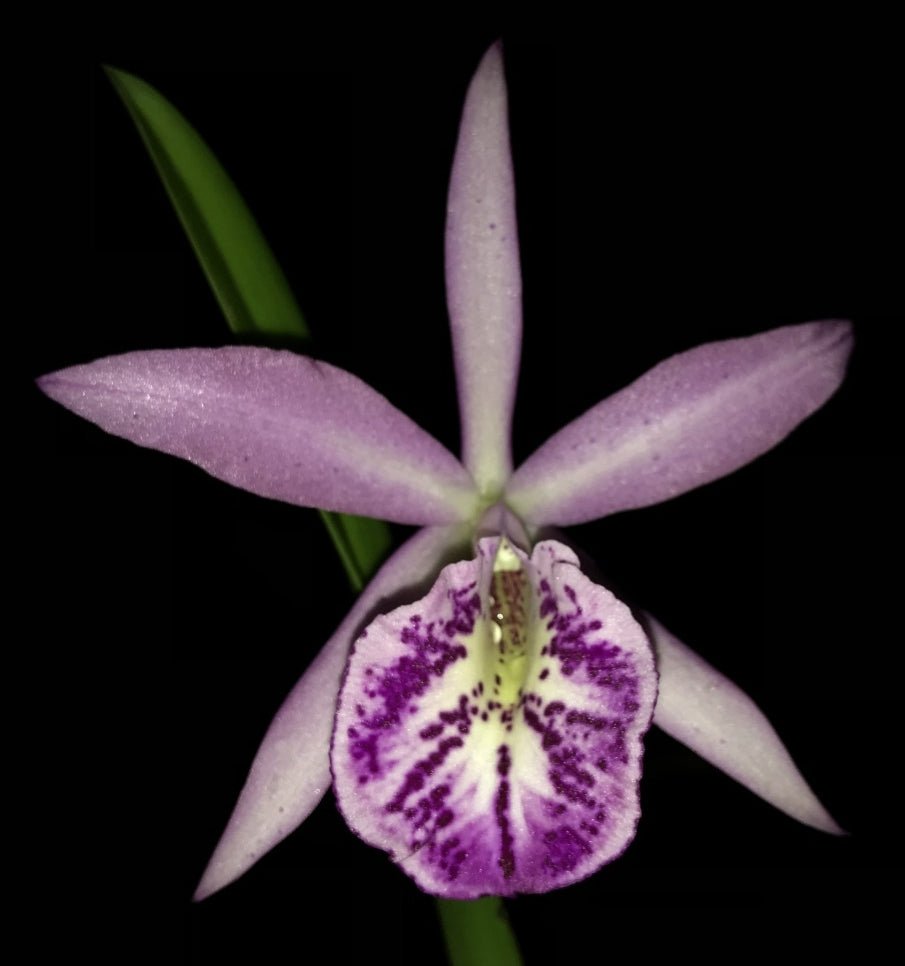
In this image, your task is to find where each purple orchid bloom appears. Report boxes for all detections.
[39,44,850,900]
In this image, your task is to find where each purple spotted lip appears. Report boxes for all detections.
[333,537,655,897]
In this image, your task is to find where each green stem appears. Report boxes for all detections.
[436,897,523,966]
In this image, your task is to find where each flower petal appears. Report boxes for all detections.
[38,347,477,525]
[445,43,522,496]
[332,538,657,898]
[194,523,473,900]
[506,321,853,525]
[646,614,843,834]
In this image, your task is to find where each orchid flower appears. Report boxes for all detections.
[39,45,850,901]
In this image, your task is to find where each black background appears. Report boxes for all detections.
[26,25,898,965]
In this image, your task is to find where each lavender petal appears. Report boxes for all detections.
[38,347,478,525]
[193,523,472,900]
[507,321,853,525]
[647,613,844,834]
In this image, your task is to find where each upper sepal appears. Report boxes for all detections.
[331,537,657,898]
[446,42,522,494]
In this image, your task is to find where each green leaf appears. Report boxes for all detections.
[319,511,393,593]
[105,66,308,340]
[106,67,393,589]
[437,897,524,966]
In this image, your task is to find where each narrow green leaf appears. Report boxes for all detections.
[318,511,393,593]
[437,897,524,966]
[105,66,308,339]
[106,67,393,589]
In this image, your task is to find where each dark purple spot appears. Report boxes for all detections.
[385,736,463,813]
[440,836,460,858]
[543,826,592,874]
[542,729,562,750]
[497,744,512,778]
[550,765,596,808]
[566,709,608,731]
[495,777,515,880]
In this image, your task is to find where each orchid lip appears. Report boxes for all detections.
[331,537,657,898]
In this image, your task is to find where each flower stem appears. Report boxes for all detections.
[436,897,523,966]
